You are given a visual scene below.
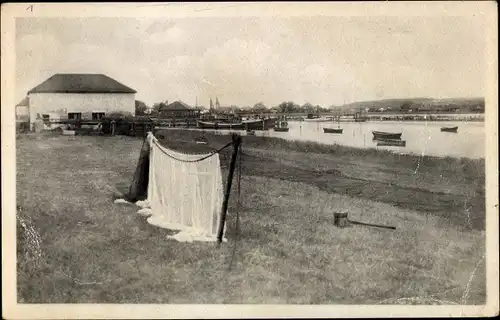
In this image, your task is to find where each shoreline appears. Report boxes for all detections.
[287,118,485,123]
[154,128,485,161]
[158,129,486,231]
[288,119,485,123]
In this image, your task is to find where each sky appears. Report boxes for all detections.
[15,16,485,108]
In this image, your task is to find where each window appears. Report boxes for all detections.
[42,114,50,124]
[68,112,82,120]
[92,112,105,120]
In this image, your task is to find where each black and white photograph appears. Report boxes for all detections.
[2,2,498,319]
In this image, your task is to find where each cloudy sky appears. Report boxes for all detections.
[16,15,485,107]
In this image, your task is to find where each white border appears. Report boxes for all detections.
[2,2,498,319]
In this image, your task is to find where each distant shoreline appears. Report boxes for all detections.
[285,118,485,123]
[286,113,485,122]
[154,128,485,160]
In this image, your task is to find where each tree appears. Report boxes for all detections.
[302,102,315,113]
[269,106,280,113]
[135,100,148,116]
[150,103,162,116]
[251,102,267,113]
[315,105,327,113]
[277,101,299,113]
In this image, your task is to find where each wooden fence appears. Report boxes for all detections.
[43,118,198,137]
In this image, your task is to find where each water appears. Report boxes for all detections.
[259,121,485,159]
[169,120,484,159]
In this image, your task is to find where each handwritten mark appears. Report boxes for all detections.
[26,5,33,12]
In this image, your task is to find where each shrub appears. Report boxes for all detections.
[16,121,30,133]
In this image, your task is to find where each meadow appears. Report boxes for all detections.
[16,130,486,304]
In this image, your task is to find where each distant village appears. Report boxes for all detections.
[138,96,486,118]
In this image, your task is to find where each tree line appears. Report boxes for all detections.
[135,98,485,116]
[135,100,333,116]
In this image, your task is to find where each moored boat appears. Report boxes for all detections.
[372,130,403,140]
[197,117,277,131]
[440,126,458,133]
[323,128,343,134]
[303,117,332,123]
[274,119,289,132]
[376,139,406,147]
[323,112,343,134]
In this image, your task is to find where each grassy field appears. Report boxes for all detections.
[16,130,486,304]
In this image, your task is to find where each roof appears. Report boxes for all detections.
[159,100,192,111]
[27,73,137,94]
[16,96,29,106]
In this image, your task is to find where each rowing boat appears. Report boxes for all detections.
[372,130,403,140]
[323,128,343,134]
[197,117,277,130]
[440,126,458,133]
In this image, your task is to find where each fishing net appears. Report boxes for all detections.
[123,132,231,242]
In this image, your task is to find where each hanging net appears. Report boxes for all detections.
[122,132,230,243]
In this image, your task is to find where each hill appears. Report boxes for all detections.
[332,97,485,113]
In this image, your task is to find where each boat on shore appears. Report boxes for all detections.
[376,139,407,147]
[323,128,344,134]
[372,130,403,140]
[197,117,276,131]
[441,126,458,133]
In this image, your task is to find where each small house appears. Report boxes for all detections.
[26,73,137,130]
[158,100,201,120]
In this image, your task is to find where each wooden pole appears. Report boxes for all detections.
[348,219,396,230]
[217,133,242,244]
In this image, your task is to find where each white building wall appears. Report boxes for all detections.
[28,92,135,125]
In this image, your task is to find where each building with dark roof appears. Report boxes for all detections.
[26,73,136,129]
[158,100,201,122]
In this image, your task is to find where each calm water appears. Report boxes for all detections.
[258,121,485,159]
[176,120,484,159]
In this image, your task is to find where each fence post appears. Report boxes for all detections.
[217,133,242,245]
